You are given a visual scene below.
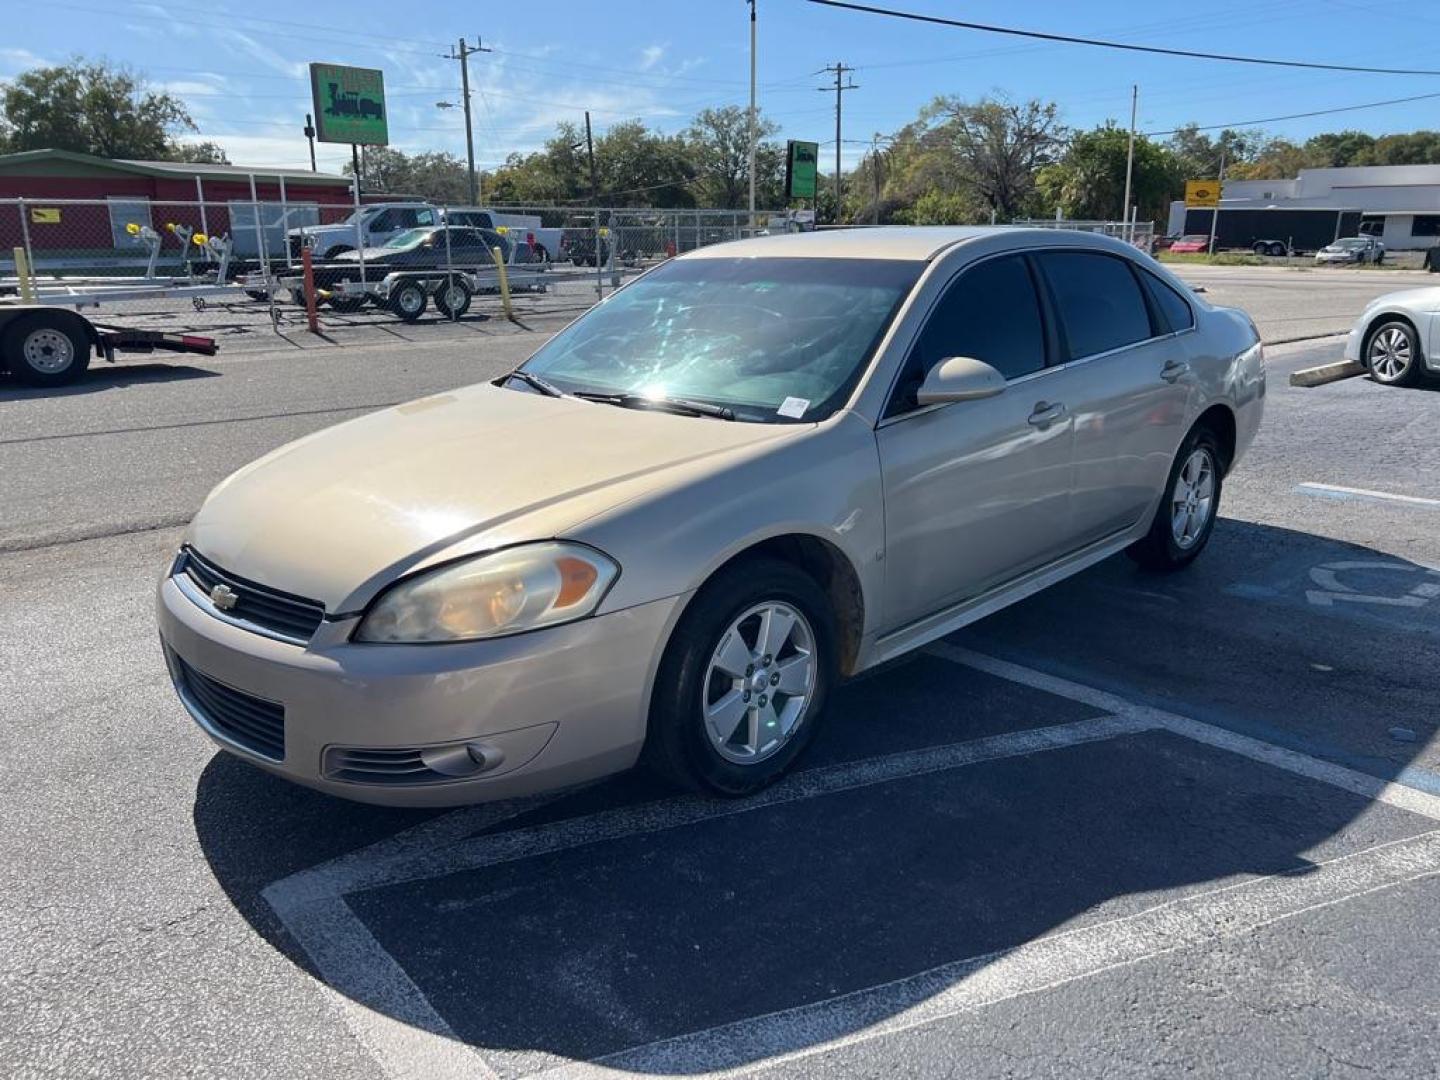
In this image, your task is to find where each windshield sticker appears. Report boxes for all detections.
[777,396,810,419]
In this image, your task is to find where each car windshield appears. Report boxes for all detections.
[1180,235,1209,243]
[517,257,922,422]
[1336,239,1369,249]
[382,228,432,249]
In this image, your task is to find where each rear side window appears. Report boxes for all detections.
[911,255,1046,383]
[1139,269,1194,333]
[1037,252,1154,360]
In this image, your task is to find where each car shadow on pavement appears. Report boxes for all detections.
[194,519,1438,1075]
[0,363,219,400]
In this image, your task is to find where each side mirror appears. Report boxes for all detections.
[916,356,1007,405]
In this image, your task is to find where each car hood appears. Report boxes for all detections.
[1366,286,1440,312]
[187,383,803,611]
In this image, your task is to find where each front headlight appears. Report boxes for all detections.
[354,541,619,643]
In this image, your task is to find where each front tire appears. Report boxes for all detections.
[644,557,837,797]
[389,280,428,322]
[1127,427,1223,571]
[1365,320,1423,387]
[433,277,473,319]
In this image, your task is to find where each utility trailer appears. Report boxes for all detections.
[245,262,548,322]
[0,306,217,387]
[1181,207,1364,256]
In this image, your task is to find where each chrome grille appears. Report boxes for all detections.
[174,656,286,761]
[179,549,326,644]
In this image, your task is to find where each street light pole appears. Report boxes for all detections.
[747,0,757,226]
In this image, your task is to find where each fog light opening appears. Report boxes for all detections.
[418,741,507,778]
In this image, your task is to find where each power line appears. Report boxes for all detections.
[802,0,1440,76]
[818,63,859,220]
[1144,89,1440,136]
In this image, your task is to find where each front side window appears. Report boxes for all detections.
[519,257,921,423]
[415,208,438,227]
[1036,251,1154,360]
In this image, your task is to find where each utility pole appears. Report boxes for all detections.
[585,110,601,299]
[1122,84,1137,243]
[446,37,491,205]
[817,62,857,223]
[871,133,884,225]
[1207,144,1226,255]
[747,0,757,226]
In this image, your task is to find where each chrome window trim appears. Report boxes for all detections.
[172,566,314,647]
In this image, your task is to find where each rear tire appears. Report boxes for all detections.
[644,557,837,797]
[1,312,92,387]
[327,273,366,314]
[388,280,428,322]
[433,277,473,319]
[1127,427,1223,571]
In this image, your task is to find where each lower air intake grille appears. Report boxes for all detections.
[175,656,286,761]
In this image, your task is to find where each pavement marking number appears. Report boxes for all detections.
[1305,560,1440,609]
[263,645,1440,1080]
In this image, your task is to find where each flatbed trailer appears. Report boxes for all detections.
[0,305,217,387]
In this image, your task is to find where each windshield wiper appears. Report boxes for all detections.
[571,391,735,420]
[504,369,563,397]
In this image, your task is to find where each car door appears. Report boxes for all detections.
[1031,250,1195,547]
[876,253,1077,632]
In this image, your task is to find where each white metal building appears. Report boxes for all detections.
[1167,164,1440,250]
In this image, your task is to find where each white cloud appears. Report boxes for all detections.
[0,47,53,75]
[221,30,307,80]
[640,45,666,71]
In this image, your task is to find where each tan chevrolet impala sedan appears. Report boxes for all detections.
[157,227,1264,806]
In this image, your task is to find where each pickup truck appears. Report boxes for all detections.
[288,202,561,263]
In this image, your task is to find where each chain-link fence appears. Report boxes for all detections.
[1011,218,1156,252]
[0,198,777,337]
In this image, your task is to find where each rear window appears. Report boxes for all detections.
[1036,252,1154,360]
[1139,269,1194,333]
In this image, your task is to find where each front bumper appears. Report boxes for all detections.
[157,574,683,806]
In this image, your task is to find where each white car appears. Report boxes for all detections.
[1344,287,1439,386]
[1315,237,1385,265]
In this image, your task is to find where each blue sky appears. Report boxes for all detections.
[8,0,1439,174]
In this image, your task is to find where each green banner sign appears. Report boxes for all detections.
[310,63,389,146]
[785,140,819,201]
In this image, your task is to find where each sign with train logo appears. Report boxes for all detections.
[309,63,389,146]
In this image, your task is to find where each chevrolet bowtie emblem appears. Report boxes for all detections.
[209,584,239,611]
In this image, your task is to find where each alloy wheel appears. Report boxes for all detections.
[702,601,816,765]
[1368,326,1412,382]
[1170,447,1216,550]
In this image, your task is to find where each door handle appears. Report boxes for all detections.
[1028,401,1067,428]
[1160,359,1191,382]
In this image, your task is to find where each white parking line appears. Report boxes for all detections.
[263,648,1440,1080]
[536,831,1440,1080]
[1298,482,1440,509]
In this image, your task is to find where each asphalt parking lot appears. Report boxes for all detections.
[3,267,1439,1078]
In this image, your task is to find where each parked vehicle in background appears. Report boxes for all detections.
[156,227,1263,807]
[1168,235,1212,254]
[312,226,515,317]
[288,202,439,260]
[1343,285,1440,386]
[1315,237,1385,265]
[1151,234,1181,253]
[561,227,610,267]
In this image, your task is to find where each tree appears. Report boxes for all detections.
[1354,131,1440,166]
[1166,125,1267,179]
[1303,130,1375,168]
[923,97,1064,218]
[1036,124,1185,225]
[168,140,230,165]
[0,58,195,159]
[683,106,781,209]
[345,147,475,203]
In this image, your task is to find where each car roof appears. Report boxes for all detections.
[680,226,1132,262]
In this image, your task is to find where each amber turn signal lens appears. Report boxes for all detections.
[554,557,599,608]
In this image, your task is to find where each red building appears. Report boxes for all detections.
[0,149,360,260]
